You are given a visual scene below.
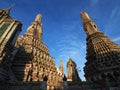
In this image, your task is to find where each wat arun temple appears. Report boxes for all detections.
[0,6,120,90]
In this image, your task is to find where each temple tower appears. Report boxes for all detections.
[0,7,22,66]
[12,14,64,88]
[67,58,80,81]
[81,12,120,84]
[59,59,64,74]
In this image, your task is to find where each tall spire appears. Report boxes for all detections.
[67,58,80,81]
[80,12,99,36]
[59,59,64,74]
[81,11,120,83]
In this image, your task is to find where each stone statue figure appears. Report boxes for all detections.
[35,14,42,23]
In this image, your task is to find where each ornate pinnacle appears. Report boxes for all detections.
[35,14,42,23]
[80,11,91,23]
[5,3,15,15]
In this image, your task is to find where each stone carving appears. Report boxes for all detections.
[81,12,120,88]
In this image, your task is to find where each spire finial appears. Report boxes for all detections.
[69,56,72,60]
[5,3,15,14]
[59,59,64,74]
[80,11,91,23]
[11,3,15,7]
[35,14,42,23]
[80,11,99,35]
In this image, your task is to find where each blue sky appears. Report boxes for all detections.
[0,0,120,81]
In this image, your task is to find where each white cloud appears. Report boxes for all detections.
[110,8,118,19]
[104,7,120,40]
[90,0,99,6]
[113,37,120,42]
[110,7,120,19]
